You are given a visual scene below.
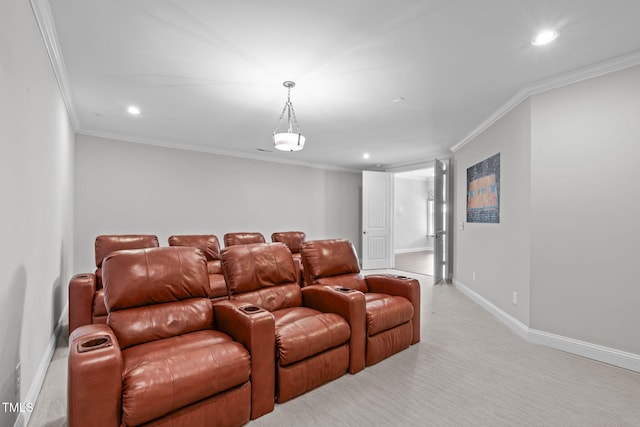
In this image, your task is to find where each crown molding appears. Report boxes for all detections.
[385,151,452,171]
[77,129,362,173]
[450,49,640,153]
[30,0,80,130]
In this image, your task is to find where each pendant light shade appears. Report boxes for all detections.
[273,81,305,151]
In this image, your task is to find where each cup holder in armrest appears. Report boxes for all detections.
[78,335,112,353]
[240,305,264,314]
[393,275,410,280]
[335,287,356,293]
[74,274,92,279]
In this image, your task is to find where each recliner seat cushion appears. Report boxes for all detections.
[273,307,351,366]
[121,330,250,426]
[229,283,302,312]
[365,293,414,336]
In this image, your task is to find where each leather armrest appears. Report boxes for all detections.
[366,274,421,344]
[68,273,97,335]
[302,286,366,374]
[68,324,122,427]
[214,301,275,419]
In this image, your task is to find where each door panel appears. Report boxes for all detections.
[434,159,447,283]
[362,171,393,269]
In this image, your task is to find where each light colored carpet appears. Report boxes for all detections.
[27,270,640,426]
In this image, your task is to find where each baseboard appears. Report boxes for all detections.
[528,329,640,373]
[394,247,433,255]
[452,279,529,340]
[14,304,68,427]
[452,279,640,373]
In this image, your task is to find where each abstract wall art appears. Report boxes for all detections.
[467,153,500,223]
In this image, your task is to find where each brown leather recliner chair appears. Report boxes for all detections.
[221,242,365,402]
[168,234,228,301]
[271,231,306,284]
[301,239,421,367]
[68,234,159,333]
[223,232,265,247]
[68,246,275,426]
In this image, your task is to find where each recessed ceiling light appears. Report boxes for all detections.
[363,153,370,159]
[532,30,557,46]
[126,105,141,115]
[391,97,406,103]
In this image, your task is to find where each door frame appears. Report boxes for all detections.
[386,159,453,279]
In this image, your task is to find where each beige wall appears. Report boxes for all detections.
[453,100,532,325]
[530,64,640,355]
[454,63,640,358]
[0,0,75,425]
[74,134,362,273]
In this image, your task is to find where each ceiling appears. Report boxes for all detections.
[39,0,640,171]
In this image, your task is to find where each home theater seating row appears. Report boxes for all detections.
[69,232,308,334]
[67,233,421,426]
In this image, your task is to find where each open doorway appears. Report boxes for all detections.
[393,168,434,276]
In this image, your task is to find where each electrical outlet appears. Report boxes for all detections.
[512,292,518,305]
[472,272,476,281]
[15,363,20,396]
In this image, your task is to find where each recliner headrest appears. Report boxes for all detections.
[300,239,361,279]
[103,246,210,311]
[95,234,159,267]
[168,234,221,261]
[223,232,266,247]
[221,242,297,294]
[271,231,306,254]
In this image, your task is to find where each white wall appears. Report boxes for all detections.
[453,100,532,325]
[530,64,640,355]
[74,134,361,273]
[0,1,74,426]
[454,63,640,362]
[394,176,432,252]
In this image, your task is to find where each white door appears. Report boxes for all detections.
[434,159,447,283]
[362,171,393,270]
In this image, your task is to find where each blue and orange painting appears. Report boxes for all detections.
[467,153,500,223]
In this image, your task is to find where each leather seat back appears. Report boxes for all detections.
[271,231,305,254]
[94,234,159,288]
[223,232,266,247]
[221,243,301,311]
[300,239,368,292]
[102,246,212,349]
[168,234,224,276]
[168,234,221,262]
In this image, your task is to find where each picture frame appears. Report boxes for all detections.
[466,153,500,223]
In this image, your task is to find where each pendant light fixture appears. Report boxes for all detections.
[273,81,305,151]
